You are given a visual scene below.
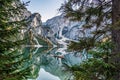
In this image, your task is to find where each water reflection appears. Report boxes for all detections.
[37,68,60,80]
[25,46,87,80]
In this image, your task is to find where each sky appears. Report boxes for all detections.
[21,0,64,22]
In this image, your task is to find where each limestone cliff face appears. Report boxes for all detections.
[15,1,94,46]
[24,13,44,46]
[27,13,42,36]
[14,1,93,46]
[12,1,46,46]
[42,15,95,45]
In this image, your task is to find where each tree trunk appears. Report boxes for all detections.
[112,0,120,79]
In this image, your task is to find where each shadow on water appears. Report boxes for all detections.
[23,46,88,80]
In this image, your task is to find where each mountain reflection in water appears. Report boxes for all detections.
[26,47,87,80]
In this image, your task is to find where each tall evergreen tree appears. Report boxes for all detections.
[0,0,32,79]
[0,0,26,51]
[60,0,120,79]
[112,0,120,79]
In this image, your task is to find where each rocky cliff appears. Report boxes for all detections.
[16,1,95,47]
[42,15,95,46]
[14,1,51,46]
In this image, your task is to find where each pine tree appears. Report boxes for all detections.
[0,0,32,79]
[111,0,120,79]
[60,0,120,79]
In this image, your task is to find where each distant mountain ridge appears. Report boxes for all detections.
[16,1,94,46]
[13,1,51,46]
[42,15,95,46]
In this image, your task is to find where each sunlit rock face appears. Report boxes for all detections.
[18,11,43,45]
[42,15,95,44]
[27,13,42,35]
[24,13,46,46]
[12,1,96,45]
[41,15,68,44]
[12,1,45,46]
[11,1,51,46]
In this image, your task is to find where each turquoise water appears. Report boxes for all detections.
[24,46,87,80]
